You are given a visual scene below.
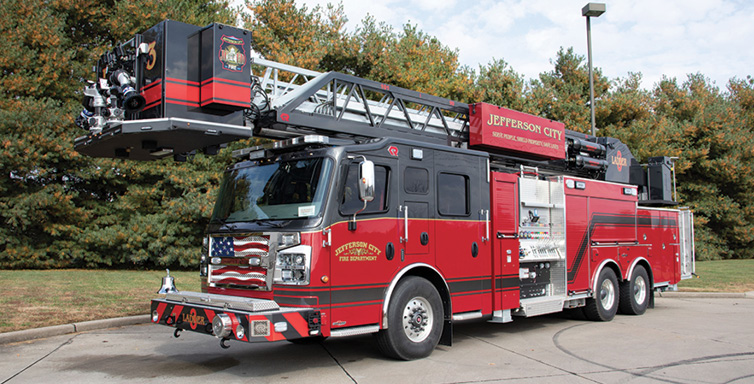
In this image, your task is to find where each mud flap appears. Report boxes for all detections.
[439,318,453,346]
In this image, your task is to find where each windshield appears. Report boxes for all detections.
[211,157,333,223]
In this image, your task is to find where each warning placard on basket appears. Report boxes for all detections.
[469,103,566,160]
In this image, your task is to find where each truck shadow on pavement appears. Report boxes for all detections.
[58,311,620,380]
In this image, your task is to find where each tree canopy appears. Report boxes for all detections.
[1,0,752,268]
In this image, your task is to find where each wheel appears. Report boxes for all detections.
[375,276,443,360]
[619,265,650,315]
[584,267,619,321]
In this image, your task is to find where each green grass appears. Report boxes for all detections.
[678,259,754,292]
[0,269,200,333]
[1,261,751,333]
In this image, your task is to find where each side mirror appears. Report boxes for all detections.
[358,160,375,202]
[350,159,375,231]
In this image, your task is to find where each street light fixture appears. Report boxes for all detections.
[582,2,605,137]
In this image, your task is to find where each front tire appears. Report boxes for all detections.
[375,276,443,360]
[584,267,619,321]
[619,265,650,315]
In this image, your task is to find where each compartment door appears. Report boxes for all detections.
[491,173,520,311]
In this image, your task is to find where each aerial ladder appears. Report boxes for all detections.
[74,20,676,205]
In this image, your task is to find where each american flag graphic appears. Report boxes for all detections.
[211,235,269,257]
[209,235,270,287]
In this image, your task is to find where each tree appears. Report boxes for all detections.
[0,0,237,268]
[470,58,527,110]
[527,47,610,133]
[246,0,474,101]
[598,72,683,163]
[246,0,354,71]
[651,75,754,259]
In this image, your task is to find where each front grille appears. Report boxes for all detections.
[209,234,270,290]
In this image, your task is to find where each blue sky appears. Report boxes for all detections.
[256,0,754,90]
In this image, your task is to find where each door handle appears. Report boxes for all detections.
[496,232,518,239]
[399,205,408,243]
[481,209,489,242]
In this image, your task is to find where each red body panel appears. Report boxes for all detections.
[197,173,684,344]
[563,177,682,294]
[435,218,492,314]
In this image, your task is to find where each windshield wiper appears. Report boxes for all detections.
[250,219,292,228]
[210,217,238,230]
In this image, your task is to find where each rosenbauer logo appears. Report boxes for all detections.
[611,151,628,172]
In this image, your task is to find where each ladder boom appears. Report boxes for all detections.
[70,20,678,205]
[251,61,469,145]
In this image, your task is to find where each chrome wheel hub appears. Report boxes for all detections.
[600,279,616,310]
[402,296,433,342]
[633,275,647,305]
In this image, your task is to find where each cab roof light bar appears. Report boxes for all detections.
[231,135,354,159]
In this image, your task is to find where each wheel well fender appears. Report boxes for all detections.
[627,257,653,286]
[381,263,451,330]
[591,259,622,298]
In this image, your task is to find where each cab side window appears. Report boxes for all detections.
[404,167,429,194]
[438,172,469,216]
[340,163,389,215]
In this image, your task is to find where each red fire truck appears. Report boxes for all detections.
[74,20,695,360]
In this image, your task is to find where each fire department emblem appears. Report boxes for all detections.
[219,35,246,72]
[335,241,381,262]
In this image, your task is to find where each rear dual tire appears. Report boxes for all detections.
[619,265,650,315]
[584,268,619,321]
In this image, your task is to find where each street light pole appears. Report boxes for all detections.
[582,3,605,137]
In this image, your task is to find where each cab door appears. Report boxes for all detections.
[398,148,434,262]
[433,152,490,314]
[329,155,398,329]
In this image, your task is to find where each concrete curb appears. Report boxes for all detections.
[659,291,754,299]
[0,314,150,345]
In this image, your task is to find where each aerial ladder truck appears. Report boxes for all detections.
[74,20,695,360]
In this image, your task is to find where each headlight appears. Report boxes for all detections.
[212,314,232,339]
[273,245,311,285]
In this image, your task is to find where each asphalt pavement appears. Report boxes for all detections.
[2,296,753,383]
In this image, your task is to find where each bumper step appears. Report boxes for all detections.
[151,291,320,343]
